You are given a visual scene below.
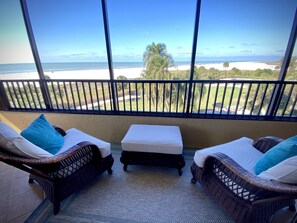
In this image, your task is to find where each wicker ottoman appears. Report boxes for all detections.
[120,124,185,175]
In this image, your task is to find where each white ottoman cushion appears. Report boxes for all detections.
[194,137,263,174]
[121,124,183,155]
[57,128,111,158]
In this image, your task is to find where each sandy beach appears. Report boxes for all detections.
[0,62,277,80]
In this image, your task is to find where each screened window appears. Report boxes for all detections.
[26,0,109,79]
[195,0,297,81]
[107,0,196,80]
[0,0,38,80]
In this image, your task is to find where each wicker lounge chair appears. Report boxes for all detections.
[191,136,297,223]
[0,126,114,215]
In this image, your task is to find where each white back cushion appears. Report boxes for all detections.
[258,156,297,184]
[0,122,53,158]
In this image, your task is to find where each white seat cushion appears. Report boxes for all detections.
[121,124,183,154]
[194,137,263,174]
[57,128,111,158]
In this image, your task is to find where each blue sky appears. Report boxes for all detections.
[0,0,296,64]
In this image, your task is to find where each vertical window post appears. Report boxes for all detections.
[186,0,201,115]
[101,0,118,111]
[20,0,52,110]
[267,8,297,117]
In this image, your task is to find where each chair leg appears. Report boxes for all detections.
[123,164,128,171]
[178,168,182,176]
[53,202,60,215]
[289,205,296,211]
[28,178,34,183]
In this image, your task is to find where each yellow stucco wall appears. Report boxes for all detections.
[0,113,21,133]
[1,111,296,148]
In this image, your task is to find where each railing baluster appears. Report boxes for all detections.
[108,82,113,110]
[11,82,22,108]
[135,82,139,112]
[57,81,65,110]
[63,81,70,110]
[183,82,188,113]
[69,82,76,110]
[87,82,94,111]
[82,82,88,110]
[176,83,180,113]
[212,83,219,114]
[128,82,132,111]
[191,83,196,114]
[257,83,269,116]
[197,82,203,114]
[227,83,235,115]
[149,83,152,112]
[281,83,294,117]
[142,82,144,112]
[289,85,297,117]
[250,83,260,115]
[243,83,251,115]
[20,82,29,109]
[75,82,82,110]
[205,82,211,114]
[49,81,58,109]
[220,83,227,115]
[22,81,31,109]
[169,83,173,113]
[16,82,27,109]
[34,81,44,109]
[94,82,100,111]
[162,83,166,112]
[4,82,16,108]
[101,82,106,110]
[27,81,37,109]
[156,83,159,112]
[235,83,244,115]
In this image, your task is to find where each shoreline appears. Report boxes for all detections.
[0,61,278,80]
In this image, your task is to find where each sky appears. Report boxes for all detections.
[0,0,296,64]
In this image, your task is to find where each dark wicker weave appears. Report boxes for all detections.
[191,136,297,223]
[0,141,114,215]
[120,151,185,175]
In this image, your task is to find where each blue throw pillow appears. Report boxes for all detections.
[254,135,297,175]
[21,114,64,155]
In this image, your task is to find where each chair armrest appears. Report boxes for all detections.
[203,153,297,203]
[253,136,283,153]
[0,141,102,180]
[53,125,67,136]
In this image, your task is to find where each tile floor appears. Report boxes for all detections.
[0,155,296,223]
[0,162,44,223]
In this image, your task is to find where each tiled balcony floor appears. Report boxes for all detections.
[0,162,44,223]
[0,151,296,223]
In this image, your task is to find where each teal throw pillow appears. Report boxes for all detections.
[21,114,64,155]
[254,135,297,175]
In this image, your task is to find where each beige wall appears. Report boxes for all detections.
[1,111,296,148]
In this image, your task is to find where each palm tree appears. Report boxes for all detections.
[142,42,174,80]
[142,43,174,111]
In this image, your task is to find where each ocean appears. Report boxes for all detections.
[0,61,195,75]
[0,56,280,75]
[0,61,234,75]
[0,62,140,74]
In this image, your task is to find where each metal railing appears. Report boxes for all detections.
[1,79,296,121]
